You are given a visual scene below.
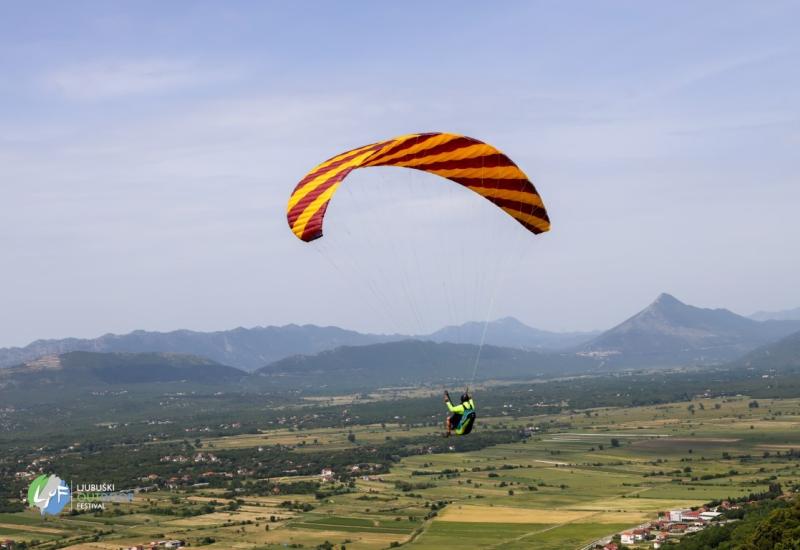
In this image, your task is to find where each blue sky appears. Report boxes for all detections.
[1,1,799,346]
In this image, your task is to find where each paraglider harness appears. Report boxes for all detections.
[456,401,476,435]
[445,391,476,436]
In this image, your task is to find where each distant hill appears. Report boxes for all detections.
[0,325,402,371]
[581,293,800,367]
[749,306,800,322]
[0,343,597,396]
[426,317,599,350]
[0,351,246,390]
[733,330,800,370]
[0,318,595,372]
[6,296,796,374]
[256,340,597,391]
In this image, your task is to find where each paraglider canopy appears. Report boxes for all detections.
[285,132,553,392]
[287,132,550,242]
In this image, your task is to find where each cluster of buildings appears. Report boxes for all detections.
[149,452,227,484]
[13,456,53,481]
[600,507,728,548]
[159,452,219,464]
[319,463,383,482]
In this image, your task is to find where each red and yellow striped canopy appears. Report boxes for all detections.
[287,132,550,242]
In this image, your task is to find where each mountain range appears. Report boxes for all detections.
[257,340,594,390]
[2,293,800,380]
[749,306,800,322]
[426,317,599,350]
[0,351,246,392]
[4,293,800,396]
[0,342,594,396]
[0,325,401,371]
[734,330,800,370]
[580,293,800,366]
[0,319,595,371]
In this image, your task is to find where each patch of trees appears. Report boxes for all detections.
[394,481,436,492]
[279,500,315,512]
[146,501,217,517]
[411,468,460,476]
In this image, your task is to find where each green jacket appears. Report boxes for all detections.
[446,398,475,415]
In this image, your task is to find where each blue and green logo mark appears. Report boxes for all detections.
[27,475,71,516]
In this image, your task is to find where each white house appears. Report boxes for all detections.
[669,509,690,522]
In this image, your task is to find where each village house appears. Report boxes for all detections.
[681,510,703,523]
[320,467,335,481]
[668,509,689,522]
[620,527,649,545]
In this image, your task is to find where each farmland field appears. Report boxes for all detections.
[3,393,800,549]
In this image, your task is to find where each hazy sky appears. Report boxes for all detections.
[2,1,799,347]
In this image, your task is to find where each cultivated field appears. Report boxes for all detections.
[4,396,800,549]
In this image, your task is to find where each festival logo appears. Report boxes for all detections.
[27,475,71,516]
